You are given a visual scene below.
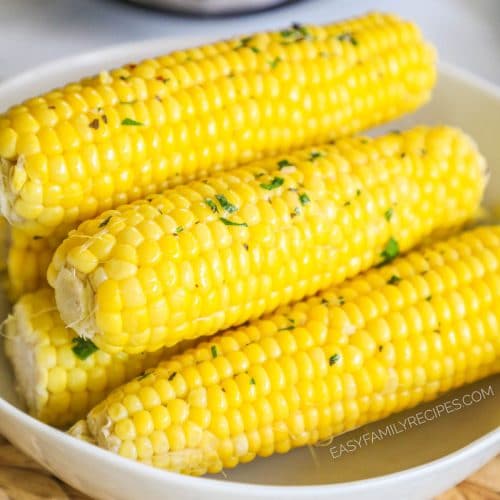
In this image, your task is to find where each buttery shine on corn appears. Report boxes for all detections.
[0,13,436,237]
[70,225,500,475]
[48,126,486,354]
[4,288,193,427]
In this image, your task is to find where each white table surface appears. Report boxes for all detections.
[1,0,499,84]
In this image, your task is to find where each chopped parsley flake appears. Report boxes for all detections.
[299,193,310,205]
[278,159,293,169]
[260,177,284,190]
[89,118,99,129]
[329,353,341,366]
[426,295,432,301]
[321,298,329,305]
[250,377,256,385]
[168,372,177,381]
[280,23,312,43]
[219,217,248,227]
[211,345,218,358]
[175,226,184,234]
[72,338,98,360]
[337,32,358,46]
[356,189,362,196]
[215,194,237,213]
[387,275,401,285]
[121,117,144,126]
[98,216,112,228]
[309,150,325,161]
[204,199,218,213]
[380,237,400,265]
[378,345,384,352]
[384,208,394,221]
[238,36,260,53]
[291,206,301,217]
[269,56,282,69]
[338,296,345,305]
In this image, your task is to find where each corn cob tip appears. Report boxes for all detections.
[0,156,25,228]
[54,267,97,344]
[68,420,97,445]
[4,304,40,414]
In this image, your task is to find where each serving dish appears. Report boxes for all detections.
[0,36,498,500]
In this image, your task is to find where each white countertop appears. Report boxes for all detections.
[1,0,500,84]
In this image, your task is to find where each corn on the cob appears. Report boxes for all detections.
[0,13,436,238]
[6,228,64,300]
[48,126,486,354]
[69,225,500,475]
[4,288,194,427]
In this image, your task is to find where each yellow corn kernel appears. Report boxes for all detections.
[73,225,500,475]
[0,13,436,237]
[50,126,486,354]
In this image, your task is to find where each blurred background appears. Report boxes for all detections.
[0,0,499,83]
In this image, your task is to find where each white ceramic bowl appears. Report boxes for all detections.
[0,38,499,500]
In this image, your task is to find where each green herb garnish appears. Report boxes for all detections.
[299,193,310,205]
[168,372,177,381]
[384,208,394,221]
[280,23,312,43]
[337,32,358,45]
[260,177,284,190]
[211,345,218,358]
[219,217,248,227]
[309,150,325,161]
[338,296,345,305]
[204,199,218,213]
[329,353,341,366]
[269,56,282,69]
[121,118,144,126]
[215,194,237,213]
[175,226,184,234]
[72,338,98,360]
[380,237,400,265]
[278,159,293,170]
[387,275,401,285]
[250,377,256,385]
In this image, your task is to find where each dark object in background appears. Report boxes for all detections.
[125,0,298,15]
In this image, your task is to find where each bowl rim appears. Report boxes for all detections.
[0,37,499,495]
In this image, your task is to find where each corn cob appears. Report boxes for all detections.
[70,225,500,475]
[4,288,195,427]
[6,228,64,300]
[49,126,486,354]
[0,12,436,238]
